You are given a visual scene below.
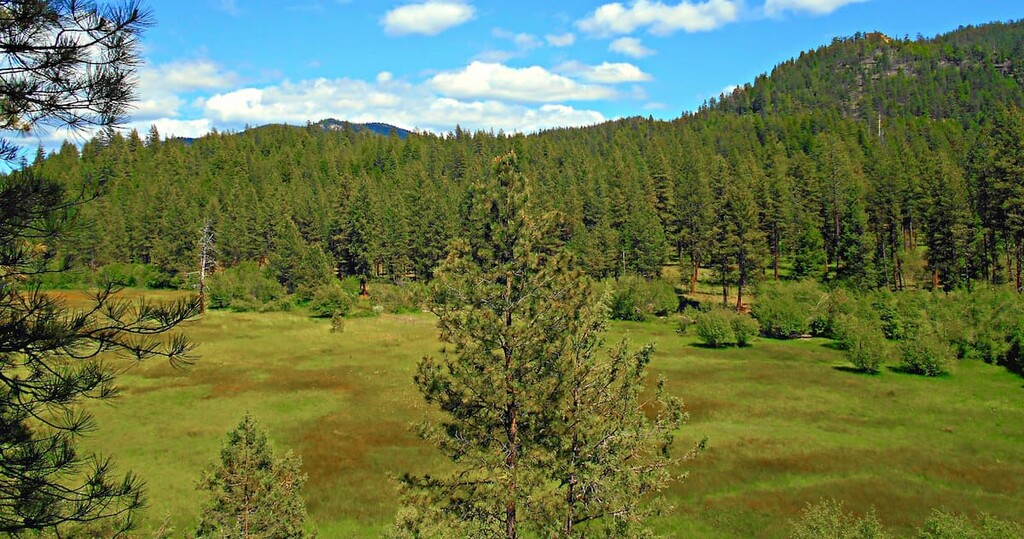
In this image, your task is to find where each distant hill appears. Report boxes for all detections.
[167,119,412,145]
[712,20,1024,122]
[313,118,412,139]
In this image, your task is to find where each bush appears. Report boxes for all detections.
[30,264,89,289]
[308,284,356,318]
[732,314,759,347]
[835,315,888,374]
[340,275,363,296]
[96,263,177,289]
[675,306,703,335]
[695,308,735,348]
[608,284,646,321]
[207,262,286,310]
[371,282,428,314]
[330,313,345,334]
[605,276,679,321]
[918,509,1023,539]
[752,280,824,338]
[791,499,889,539]
[899,325,953,377]
[647,278,680,316]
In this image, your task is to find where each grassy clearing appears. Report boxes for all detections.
[70,290,1024,537]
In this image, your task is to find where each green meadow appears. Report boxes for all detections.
[75,293,1024,538]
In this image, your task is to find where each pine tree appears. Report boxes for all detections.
[923,154,980,290]
[395,152,689,538]
[196,414,311,539]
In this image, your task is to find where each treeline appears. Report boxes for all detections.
[33,104,1024,301]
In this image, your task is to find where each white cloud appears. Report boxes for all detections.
[609,37,655,57]
[140,59,238,94]
[133,60,238,121]
[545,33,576,47]
[764,0,868,16]
[720,84,738,96]
[199,76,606,134]
[423,100,605,133]
[376,71,394,83]
[382,1,475,36]
[555,61,652,83]
[430,61,615,102]
[473,49,518,63]
[577,0,739,36]
[128,118,214,139]
[493,29,542,50]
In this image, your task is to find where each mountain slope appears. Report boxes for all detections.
[713,20,1024,122]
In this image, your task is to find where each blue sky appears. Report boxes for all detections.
[30,0,1024,144]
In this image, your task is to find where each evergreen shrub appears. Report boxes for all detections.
[308,284,356,318]
[606,276,679,321]
[207,262,285,310]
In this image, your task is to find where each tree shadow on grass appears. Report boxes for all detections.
[689,342,732,350]
[832,365,882,376]
[886,364,951,378]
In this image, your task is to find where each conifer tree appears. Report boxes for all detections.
[396,152,689,538]
[196,414,311,539]
[923,154,980,290]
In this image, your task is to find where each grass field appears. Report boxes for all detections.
[69,290,1024,538]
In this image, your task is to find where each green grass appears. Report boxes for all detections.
[74,293,1024,538]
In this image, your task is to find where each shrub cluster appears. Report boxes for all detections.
[834,315,889,374]
[605,276,679,321]
[370,282,429,314]
[32,262,179,290]
[792,500,1023,539]
[307,285,356,318]
[898,325,954,377]
[207,262,287,311]
[695,308,760,348]
[751,280,825,338]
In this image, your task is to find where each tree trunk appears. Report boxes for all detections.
[932,269,940,291]
[690,255,699,295]
[1016,242,1023,294]
[772,232,780,281]
[564,384,581,537]
[503,272,518,539]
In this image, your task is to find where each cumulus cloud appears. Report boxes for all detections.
[198,75,607,134]
[577,0,739,36]
[430,61,616,102]
[133,60,238,121]
[545,33,576,47]
[764,0,868,16]
[554,61,653,83]
[382,1,475,36]
[493,28,542,50]
[128,118,214,139]
[141,59,239,94]
[609,37,655,58]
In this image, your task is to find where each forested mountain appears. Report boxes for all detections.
[25,19,1024,299]
[714,20,1024,123]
